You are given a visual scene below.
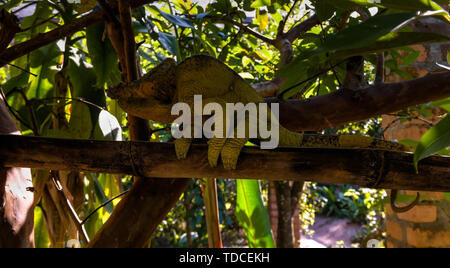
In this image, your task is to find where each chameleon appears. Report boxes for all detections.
[108,54,408,168]
[108,55,418,212]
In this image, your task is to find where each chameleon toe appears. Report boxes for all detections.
[175,138,192,159]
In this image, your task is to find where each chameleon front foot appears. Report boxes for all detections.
[220,139,247,170]
[207,138,227,167]
[175,138,192,159]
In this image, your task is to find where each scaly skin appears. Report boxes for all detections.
[108,55,407,170]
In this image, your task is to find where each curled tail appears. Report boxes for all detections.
[278,128,407,152]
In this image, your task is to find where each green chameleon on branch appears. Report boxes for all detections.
[107,55,418,212]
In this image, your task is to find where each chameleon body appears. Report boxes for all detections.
[108,55,406,170]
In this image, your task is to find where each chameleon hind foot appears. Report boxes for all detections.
[220,138,247,170]
[175,138,192,159]
[207,138,227,167]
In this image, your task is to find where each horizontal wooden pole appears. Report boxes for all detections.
[0,135,449,192]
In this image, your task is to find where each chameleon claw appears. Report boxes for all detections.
[221,145,244,170]
[208,139,227,168]
[221,155,239,170]
[174,138,192,160]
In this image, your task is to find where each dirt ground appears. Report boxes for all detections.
[300,215,365,248]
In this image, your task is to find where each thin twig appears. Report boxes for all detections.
[277,59,347,99]
[12,1,37,15]
[277,0,299,37]
[40,97,106,111]
[80,190,130,225]
[0,58,37,77]
[20,13,60,32]
[0,88,35,131]
[188,14,276,45]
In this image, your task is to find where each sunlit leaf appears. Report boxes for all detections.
[77,0,98,13]
[158,32,181,60]
[251,0,271,8]
[28,43,61,99]
[256,9,269,31]
[69,102,92,139]
[96,110,122,141]
[153,6,194,28]
[235,180,275,248]
[34,206,50,248]
[86,23,122,88]
[414,115,450,171]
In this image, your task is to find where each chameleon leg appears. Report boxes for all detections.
[221,138,248,170]
[175,137,192,159]
[207,138,227,167]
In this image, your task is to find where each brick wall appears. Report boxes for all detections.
[383,21,450,247]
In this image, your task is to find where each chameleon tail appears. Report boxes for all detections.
[278,128,407,152]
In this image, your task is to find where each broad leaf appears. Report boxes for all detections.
[96,110,122,141]
[34,206,50,248]
[158,32,181,60]
[414,115,450,170]
[235,180,275,248]
[0,0,23,9]
[256,9,269,31]
[68,102,92,139]
[67,59,105,126]
[325,0,445,12]
[86,23,122,87]
[88,173,114,215]
[153,7,194,28]
[28,43,61,99]
[251,0,271,8]
[277,12,450,95]
[77,0,98,14]
[313,0,336,21]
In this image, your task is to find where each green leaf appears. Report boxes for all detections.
[69,102,92,139]
[153,7,194,28]
[96,110,122,141]
[0,0,23,9]
[34,206,50,248]
[326,0,445,11]
[314,0,336,21]
[256,9,269,31]
[158,32,181,60]
[321,12,417,53]
[86,22,122,87]
[277,20,450,95]
[196,12,210,19]
[77,0,98,14]
[235,180,275,248]
[251,0,271,8]
[28,43,61,99]
[445,192,450,201]
[88,173,114,215]
[67,59,105,126]
[447,52,450,65]
[414,115,450,170]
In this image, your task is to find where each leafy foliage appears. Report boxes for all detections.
[0,0,448,248]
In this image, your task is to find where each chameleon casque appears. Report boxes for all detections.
[108,55,418,211]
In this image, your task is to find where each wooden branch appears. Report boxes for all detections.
[0,0,157,67]
[219,17,275,45]
[1,135,449,192]
[284,14,319,43]
[267,71,450,131]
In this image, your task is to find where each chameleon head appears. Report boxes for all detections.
[107,58,177,103]
[141,58,177,103]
